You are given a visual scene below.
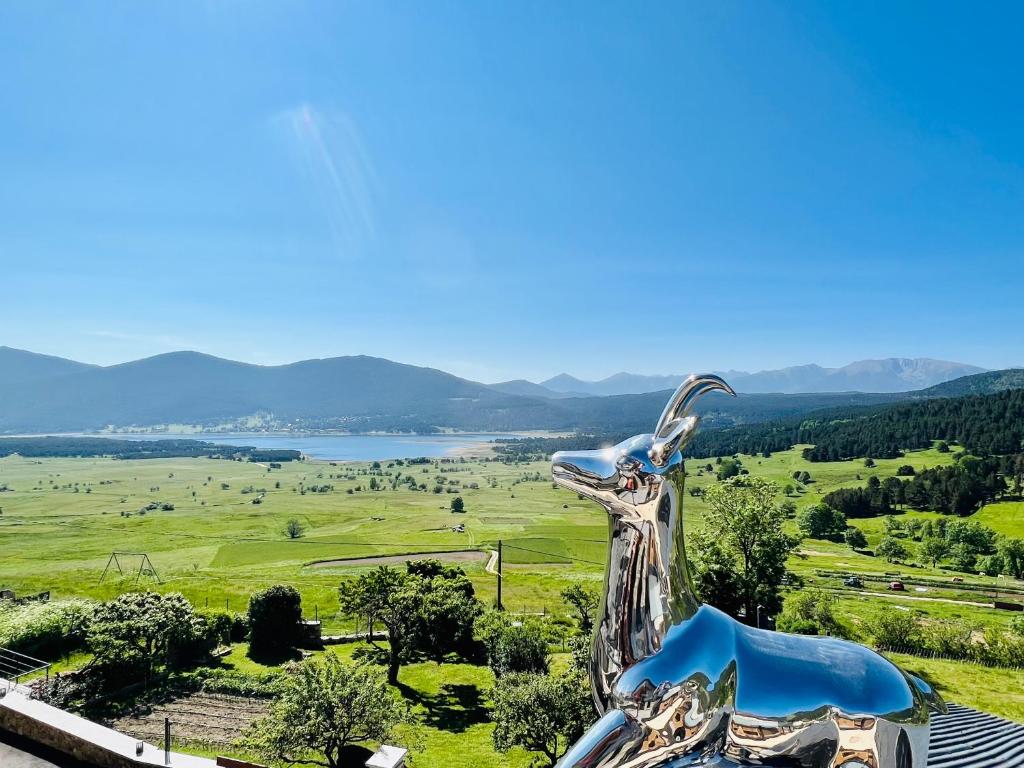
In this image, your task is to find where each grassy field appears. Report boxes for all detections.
[2,442,1024,765]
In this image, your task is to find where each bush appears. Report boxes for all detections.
[873,608,922,650]
[844,526,868,549]
[0,599,95,659]
[925,621,973,659]
[981,628,1024,667]
[775,616,821,635]
[248,585,302,658]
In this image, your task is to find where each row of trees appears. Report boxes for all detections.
[874,608,1024,667]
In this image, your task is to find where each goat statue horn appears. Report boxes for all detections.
[649,374,736,466]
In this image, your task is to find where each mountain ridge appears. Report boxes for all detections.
[0,347,1014,436]
[538,357,986,396]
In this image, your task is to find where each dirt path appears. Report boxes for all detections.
[308,550,488,568]
[485,549,498,574]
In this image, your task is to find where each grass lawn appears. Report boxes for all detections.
[974,500,1024,538]
[189,641,537,768]
[886,652,1024,723]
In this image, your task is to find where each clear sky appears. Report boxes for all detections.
[1,2,1022,382]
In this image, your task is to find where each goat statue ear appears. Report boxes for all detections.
[649,374,736,466]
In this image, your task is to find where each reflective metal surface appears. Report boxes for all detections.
[551,374,945,768]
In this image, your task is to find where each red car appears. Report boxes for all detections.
[888,581,905,591]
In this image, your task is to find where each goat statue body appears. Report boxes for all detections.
[551,374,944,768]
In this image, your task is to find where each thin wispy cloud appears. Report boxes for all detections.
[276,104,381,259]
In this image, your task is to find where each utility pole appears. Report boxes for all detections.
[164,718,171,765]
[497,540,503,611]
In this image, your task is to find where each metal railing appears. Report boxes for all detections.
[0,647,51,693]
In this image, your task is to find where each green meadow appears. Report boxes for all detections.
[2,440,1024,763]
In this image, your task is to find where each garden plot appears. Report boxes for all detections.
[111,691,270,748]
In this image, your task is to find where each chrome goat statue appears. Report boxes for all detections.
[551,374,944,768]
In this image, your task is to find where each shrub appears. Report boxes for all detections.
[0,599,95,658]
[979,628,1024,668]
[873,608,922,650]
[925,621,973,659]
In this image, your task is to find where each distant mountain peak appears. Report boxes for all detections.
[535,357,986,396]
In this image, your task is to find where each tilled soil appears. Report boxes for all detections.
[111,691,270,748]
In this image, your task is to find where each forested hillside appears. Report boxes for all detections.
[686,388,1024,461]
[0,436,301,461]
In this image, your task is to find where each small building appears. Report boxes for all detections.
[297,620,322,648]
[365,745,408,768]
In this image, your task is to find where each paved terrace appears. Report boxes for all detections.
[0,679,213,768]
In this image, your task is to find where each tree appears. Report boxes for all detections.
[950,543,978,572]
[876,536,909,563]
[873,608,922,650]
[919,536,950,568]
[716,457,741,481]
[285,518,306,539]
[897,465,916,477]
[844,526,868,550]
[883,515,902,534]
[977,553,1005,577]
[690,532,745,617]
[560,583,599,634]
[479,612,550,677]
[491,670,593,767]
[796,505,847,540]
[699,478,797,622]
[245,653,407,768]
[1000,538,1024,579]
[450,496,465,513]
[945,519,997,554]
[87,592,210,683]
[248,585,302,659]
[777,590,839,636]
[339,561,481,683]
[413,563,482,663]
[339,567,420,683]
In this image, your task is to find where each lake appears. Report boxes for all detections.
[92,432,527,461]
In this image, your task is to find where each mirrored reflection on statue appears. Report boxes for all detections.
[550,374,945,768]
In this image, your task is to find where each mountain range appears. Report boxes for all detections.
[0,346,1015,436]
[526,358,986,396]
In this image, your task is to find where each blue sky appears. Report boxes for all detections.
[1,2,1022,382]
